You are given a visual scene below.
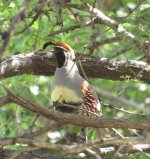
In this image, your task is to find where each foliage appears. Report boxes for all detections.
[0,0,150,158]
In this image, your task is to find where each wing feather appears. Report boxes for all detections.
[81,81,102,116]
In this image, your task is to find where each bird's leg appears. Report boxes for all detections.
[81,127,87,143]
[76,127,87,143]
[53,96,63,110]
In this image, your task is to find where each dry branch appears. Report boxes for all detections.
[0,137,150,152]
[83,3,135,39]
[0,144,150,159]
[0,0,32,58]
[49,2,135,39]
[0,51,150,83]
[20,123,61,139]
[48,2,149,52]
[2,87,150,130]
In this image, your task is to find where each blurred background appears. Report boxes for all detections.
[0,0,150,158]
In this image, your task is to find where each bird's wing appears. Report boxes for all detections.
[81,80,102,116]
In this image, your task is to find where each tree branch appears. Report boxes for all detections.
[20,123,61,139]
[83,3,135,39]
[0,95,10,107]
[1,51,150,83]
[0,137,150,152]
[49,2,135,39]
[1,144,150,159]
[94,87,149,114]
[2,87,150,130]
[0,0,32,58]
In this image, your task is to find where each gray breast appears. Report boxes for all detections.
[52,62,84,98]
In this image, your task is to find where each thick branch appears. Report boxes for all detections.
[3,88,150,130]
[0,51,150,83]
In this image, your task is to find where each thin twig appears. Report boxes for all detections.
[20,122,61,138]
[103,103,149,116]
[1,144,150,158]
[0,137,150,151]
[0,0,32,59]
[85,148,101,159]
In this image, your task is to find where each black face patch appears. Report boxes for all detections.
[54,47,66,68]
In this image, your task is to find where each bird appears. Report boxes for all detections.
[43,41,107,139]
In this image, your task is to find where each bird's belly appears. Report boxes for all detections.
[51,86,82,104]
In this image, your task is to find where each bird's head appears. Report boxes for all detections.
[43,41,75,68]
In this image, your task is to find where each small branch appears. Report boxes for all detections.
[20,122,61,138]
[1,51,150,83]
[50,2,135,39]
[86,35,124,49]
[83,3,135,39]
[0,137,150,152]
[0,95,11,107]
[47,17,98,37]
[55,6,63,26]
[0,0,32,59]
[94,87,149,114]
[15,5,43,35]
[3,87,150,130]
[103,103,148,116]
[0,144,150,158]
[47,24,82,36]
[124,0,145,18]
[85,148,101,159]
[112,46,134,58]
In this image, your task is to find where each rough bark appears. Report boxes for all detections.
[0,51,150,83]
[0,140,150,159]
[3,88,150,130]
